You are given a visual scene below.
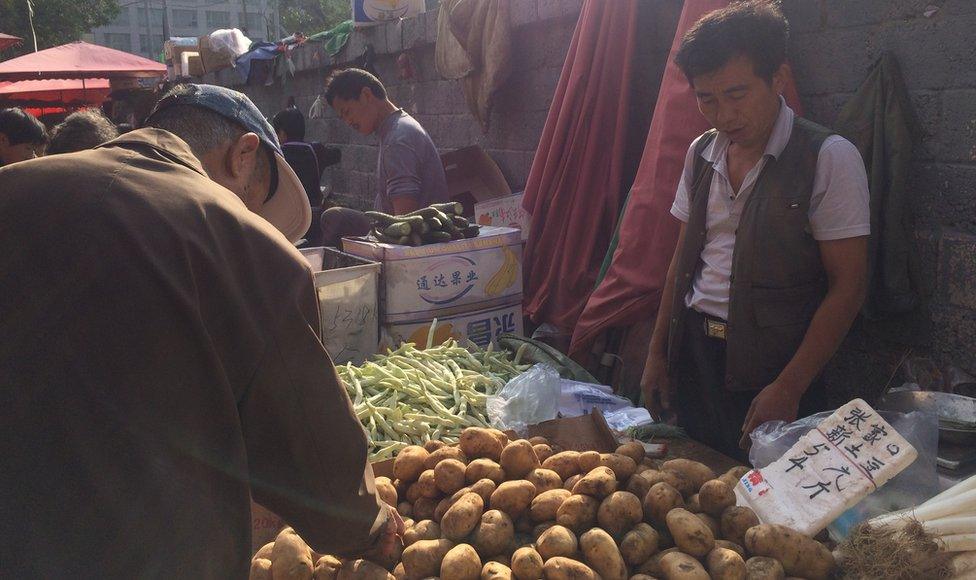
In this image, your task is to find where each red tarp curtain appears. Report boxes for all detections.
[569,0,804,357]
[521,0,640,331]
[0,41,165,81]
[0,78,111,104]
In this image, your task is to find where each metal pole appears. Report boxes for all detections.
[241,0,249,37]
[26,0,38,52]
[161,0,171,41]
[143,0,154,58]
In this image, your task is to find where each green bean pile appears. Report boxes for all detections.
[337,339,531,460]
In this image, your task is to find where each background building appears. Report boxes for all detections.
[90,0,277,59]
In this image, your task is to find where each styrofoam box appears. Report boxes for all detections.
[379,297,523,352]
[299,247,380,365]
[342,226,523,322]
[475,192,530,241]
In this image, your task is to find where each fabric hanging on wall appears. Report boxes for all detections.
[569,0,805,358]
[435,0,512,131]
[835,52,918,319]
[520,0,640,332]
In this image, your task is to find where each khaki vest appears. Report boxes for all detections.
[667,118,833,391]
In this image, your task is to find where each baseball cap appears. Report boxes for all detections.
[145,84,311,243]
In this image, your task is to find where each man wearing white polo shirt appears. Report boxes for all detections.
[641,1,870,461]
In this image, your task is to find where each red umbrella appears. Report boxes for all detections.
[0,33,22,51]
[0,40,164,81]
[0,78,111,104]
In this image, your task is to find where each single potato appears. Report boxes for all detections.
[542,451,582,481]
[442,493,486,541]
[665,508,715,558]
[658,551,709,580]
[441,544,483,580]
[435,460,469,495]
[525,469,563,494]
[744,557,785,580]
[615,442,646,464]
[619,523,659,566]
[542,557,599,580]
[643,482,684,526]
[744,524,835,580]
[530,489,572,523]
[466,459,507,484]
[490,481,537,520]
[572,466,618,498]
[706,547,746,580]
[510,547,544,580]
[394,446,431,483]
[402,539,456,580]
[580,527,628,580]
[555,494,599,533]
[698,480,736,517]
[597,491,643,538]
[472,510,516,559]
[460,428,505,461]
[536,525,578,561]
[720,506,760,548]
[500,440,541,479]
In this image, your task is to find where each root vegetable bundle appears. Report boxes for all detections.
[251,429,837,580]
[366,203,481,246]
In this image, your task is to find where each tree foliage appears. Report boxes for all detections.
[278,0,348,36]
[0,0,120,58]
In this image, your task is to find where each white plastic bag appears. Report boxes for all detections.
[604,407,654,431]
[207,29,251,58]
[749,408,938,541]
[558,379,632,417]
[487,364,560,435]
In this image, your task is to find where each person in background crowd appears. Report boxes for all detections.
[0,84,401,578]
[641,1,870,462]
[272,105,307,145]
[320,68,450,247]
[46,109,120,155]
[0,107,47,166]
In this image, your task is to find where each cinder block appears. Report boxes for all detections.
[424,7,440,45]
[511,0,538,27]
[911,163,976,234]
[537,0,583,22]
[789,28,878,95]
[823,0,919,28]
[937,89,976,163]
[930,304,976,376]
[942,232,976,310]
[386,19,404,54]
[781,0,823,33]
[876,14,976,91]
[908,90,943,162]
[402,14,425,48]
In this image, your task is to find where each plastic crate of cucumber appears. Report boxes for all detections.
[366,203,481,246]
[337,339,532,460]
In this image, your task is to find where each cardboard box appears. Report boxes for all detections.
[198,35,236,74]
[299,247,380,365]
[441,146,512,218]
[342,226,522,322]
[475,192,530,242]
[379,297,523,352]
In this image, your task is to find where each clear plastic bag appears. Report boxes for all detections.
[487,364,560,435]
[558,379,633,417]
[207,29,252,58]
[604,407,654,432]
[748,408,939,541]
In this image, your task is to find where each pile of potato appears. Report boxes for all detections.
[250,427,836,580]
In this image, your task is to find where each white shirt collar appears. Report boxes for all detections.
[701,96,794,164]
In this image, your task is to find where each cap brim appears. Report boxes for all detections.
[257,153,312,244]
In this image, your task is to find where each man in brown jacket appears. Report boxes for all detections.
[0,85,400,578]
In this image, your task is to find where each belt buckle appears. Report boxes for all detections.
[705,318,727,340]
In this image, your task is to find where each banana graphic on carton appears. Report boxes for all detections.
[484,246,519,296]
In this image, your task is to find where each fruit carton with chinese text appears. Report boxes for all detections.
[342,226,522,322]
[378,297,523,353]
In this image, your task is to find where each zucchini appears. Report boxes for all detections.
[430,202,464,215]
[422,231,453,242]
[383,221,413,237]
[462,225,481,238]
[364,211,399,226]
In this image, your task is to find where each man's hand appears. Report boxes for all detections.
[366,506,405,564]
[739,380,805,450]
[641,354,674,422]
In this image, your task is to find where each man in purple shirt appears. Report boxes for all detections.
[320,68,450,246]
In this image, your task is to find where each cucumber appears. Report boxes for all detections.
[408,232,423,247]
[413,220,431,235]
[451,215,470,228]
[384,221,413,237]
[364,211,399,226]
[422,231,453,242]
[428,216,444,230]
[430,202,464,215]
[433,209,458,233]
[462,225,481,238]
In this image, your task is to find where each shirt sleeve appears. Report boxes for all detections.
[670,136,703,223]
[239,261,387,557]
[382,137,423,202]
[809,136,871,241]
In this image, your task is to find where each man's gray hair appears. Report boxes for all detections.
[144,85,245,158]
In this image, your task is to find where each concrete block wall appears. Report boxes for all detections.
[205,0,589,209]
[780,0,976,394]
